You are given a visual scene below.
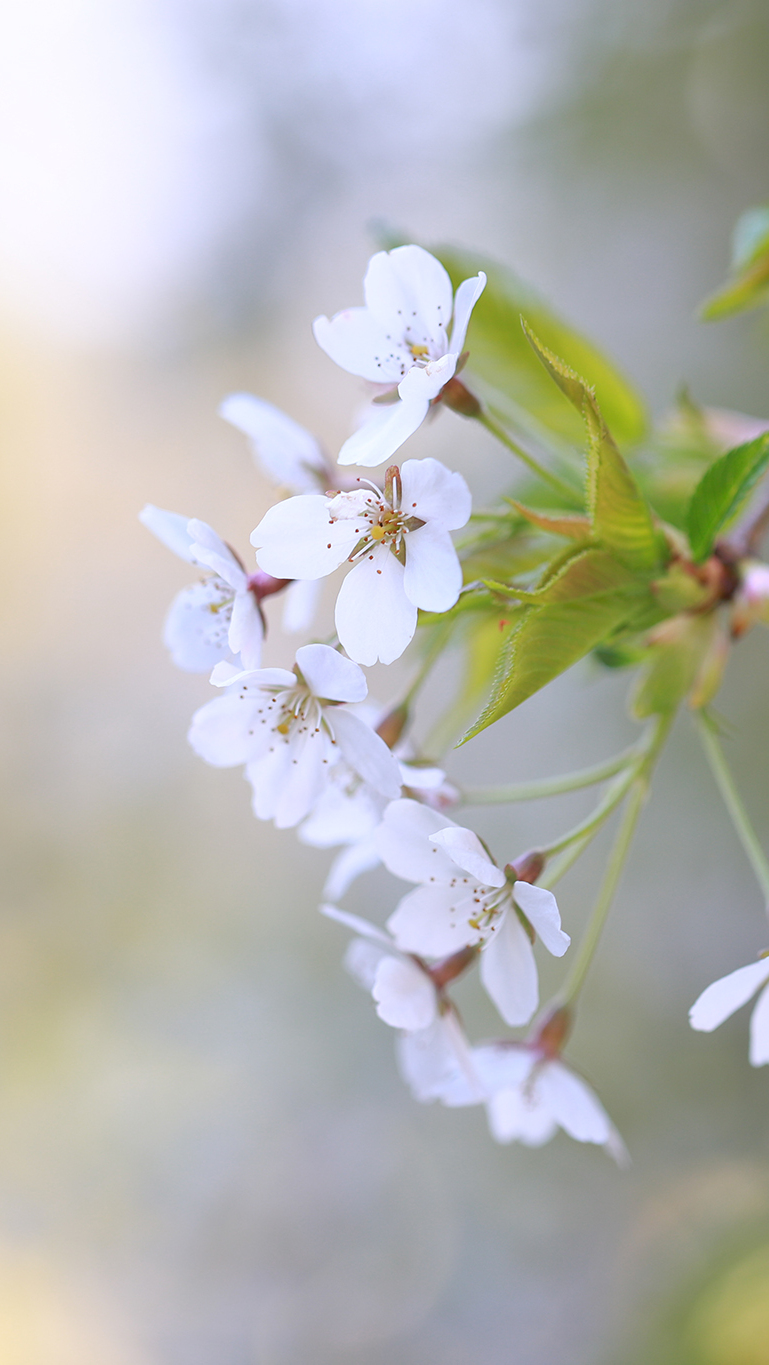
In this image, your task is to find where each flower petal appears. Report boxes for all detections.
[403,521,462,613]
[372,956,437,1031]
[330,709,403,798]
[163,583,236,672]
[399,457,472,530]
[397,1014,483,1104]
[486,1086,558,1147]
[319,902,393,946]
[364,245,453,351]
[139,504,197,563]
[300,780,382,848]
[187,519,246,591]
[449,272,486,354]
[209,664,295,690]
[430,826,505,887]
[313,307,405,383]
[480,912,539,1027]
[188,694,267,767]
[397,353,456,403]
[387,885,477,957]
[219,393,326,493]
[295,642,367,703]
[322,838,382,900]
[227,591,263,671]
[689,959,769,1032]
[513,882,570,958]
[251,495,358,579]
[343,937,389,990]
[334,550,417,666]
[337,396,429,468]
[281,579,321,634]
[750,983,769,1066]
[376,798,460,884]
[537,1062,616,1146]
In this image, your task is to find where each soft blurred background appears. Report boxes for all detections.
[2,1,769,1361]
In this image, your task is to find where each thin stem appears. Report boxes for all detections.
[460,744,641,805]
[540,829,597,890]
[540,766,640,857]
[558,712,673,1005]
[476,411,581,505]
[696,711,769,905]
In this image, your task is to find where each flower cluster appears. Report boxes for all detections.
[142,234,769,1160]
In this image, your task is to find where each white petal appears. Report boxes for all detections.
[299,779,382,848]
[319,902,393,947]
[486,1087,558,1147]
[449,272,486,354]
[296,642,367,702]
[470,1043,535,1092]
[272,728,331,828]
[251,495,358,579]
[750,983,769,1066]
[372,956,437,1031]
[398,762,447,791]
[219,393,326,493]
[364,245,453,351]
[430,826,505,888]
[187,519,246,590]
[387,884,477,957]
[689,959,769,1032]
[281,578,321,635]
[313,307,405,383]
[227,592,263,671]
[375,798,460,884]
[513,882,570,958]
[334,551,417,666]
[537,1062,615,1146]
[397,1015,481,1104]
[162,583,236,672]
[330,709,402,798]
[399,457,472,530]
[139,504,197,563]
[344,937,389,990]
[480,912,539,1027]
[398,353,456,403]
[403,521,462,613]
[188,694,265,767]
[336,396,429,468]
[245,743,294,821]
[322,838,382,900]
[209,664,295,690]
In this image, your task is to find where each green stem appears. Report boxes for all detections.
[697,711,769,905]
[476,411,580,505]
[540,765,639,858]
[558,712,673,1005]
[460,744,641,805]
[540,829,597,890]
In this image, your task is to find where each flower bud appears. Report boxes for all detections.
[440,377,481,417]
[505,850,545,885]
[376,702,409,749]
[731,560,769,638]
[531,1004,573,1059]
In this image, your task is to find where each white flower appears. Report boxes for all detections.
[313,244,486,467]
[689,953,769,1066]
[251,457,471,665]
[426,1039,627,1160]
[139,505,264,671]
[187,643,402,829]
[731,560,769,638]
[375,799,570,1027]
[219,393,331,494]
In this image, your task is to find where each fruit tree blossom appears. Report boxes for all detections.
[251,457,471,665]
[376,799,570,1027]
[312,244,486,466]
[690,952,769,1066]
[187,644,402,828]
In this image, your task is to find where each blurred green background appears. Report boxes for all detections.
[2,1,769,1361]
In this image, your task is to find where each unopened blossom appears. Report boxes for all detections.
[313,244,486,467]
[187,644,401,828]
[139,505,264,671]
[376,799,570,1027]
[251,457,471,665]
[415,1037,626,1159]
[731,560,769,638]
[219,392,332,494]
[690,952,769,1066]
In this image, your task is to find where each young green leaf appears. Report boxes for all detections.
[461,590,645,741]
[700,204,769,321]
[431,245,647,448]
[523,323,664,573]
[505,499,591,541]
[685,432,769,563]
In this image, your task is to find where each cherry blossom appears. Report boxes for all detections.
[731,560,769,638]
[689,953,769,1066]
[312,244,486,467]
[139,505,265,671]
[375,799,570,1027]
[219,392,332,495]
[187,643,401,829]
[251,457,471,665]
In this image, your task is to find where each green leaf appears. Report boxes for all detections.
[505,499,591,541]
[431,244,647,448]
[700,204,769,321]
[523,324,664,573]
[461,590,644,741]
[631,617,724,718]
[685,432,769,562]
